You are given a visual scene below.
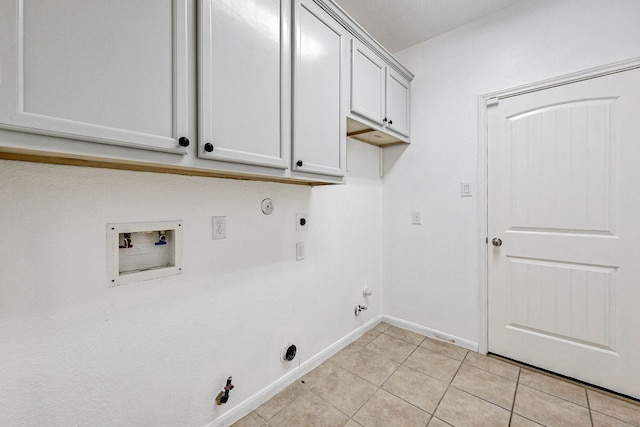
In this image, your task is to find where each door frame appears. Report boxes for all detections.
[477,57,640,355]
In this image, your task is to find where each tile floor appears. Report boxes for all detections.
[232,322,640,427]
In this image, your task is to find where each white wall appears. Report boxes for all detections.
[383,0,640,343]
[0,139,383,426]
[4,1,640,425]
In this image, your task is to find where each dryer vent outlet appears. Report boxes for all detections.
[281,342,297,363]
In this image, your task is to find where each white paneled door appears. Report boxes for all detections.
[487,67,640,399]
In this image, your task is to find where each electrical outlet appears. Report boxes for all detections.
[296,242,304,261]
[212,216,226,240]
[296,212,308,230]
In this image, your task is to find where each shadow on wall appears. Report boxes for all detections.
[382,143,409,176]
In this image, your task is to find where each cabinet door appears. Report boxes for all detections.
[350,39,385,126]
[292,0,346,177]
[198,0,287,169]
[0,0,189,154]
[385,68,411,138]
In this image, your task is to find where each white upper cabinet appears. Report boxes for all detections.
[350,39,411,141]
[0,0,411,184]
[198,0,288,169]
[385,68,411,137]
[292,0,347,178]
[350,41,386,126]
[0,0,190,154]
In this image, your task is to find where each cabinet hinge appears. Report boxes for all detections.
[486,97,499,107]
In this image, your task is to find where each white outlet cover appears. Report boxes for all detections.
[212,216,226,240]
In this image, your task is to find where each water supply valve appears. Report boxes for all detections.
[155,231,167,246]
[119,233,133,248]
[354,305,368,316]
[215,376,234,405]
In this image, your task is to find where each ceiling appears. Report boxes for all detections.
[332,0,523,53]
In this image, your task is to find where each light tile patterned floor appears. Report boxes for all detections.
[232,323,640,427]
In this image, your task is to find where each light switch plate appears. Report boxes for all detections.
[412,211,421,225]
[461,182,473,197]
[296,242,304,261]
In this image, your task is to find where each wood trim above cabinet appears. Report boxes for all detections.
[0,147,334,186]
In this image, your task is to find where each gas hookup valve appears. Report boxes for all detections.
[354,305,368,316]
[215,376,234,405]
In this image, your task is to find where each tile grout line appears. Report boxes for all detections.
[517,377,593,410]
[351,330,454,426]
[489,354,625,414]
[586,387,594,427]
[440,351,534,425]
[363,332,429,420]
[309,360,373,423]
[427,349,469,425]
[491,353,640,406]
[393,332,452,420]
[507,366,522,426]
[345,325,397,426]
[585,389,640,426]
[316,331,415,426]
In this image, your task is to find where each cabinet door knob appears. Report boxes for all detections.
[178,136,190,147]
[204,143,214,153]
[383,117,388,123]
[296,160,303,167]
[388,119,393,125]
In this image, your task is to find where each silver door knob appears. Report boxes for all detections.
[492,238,502,247]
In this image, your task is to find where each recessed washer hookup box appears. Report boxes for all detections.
[107,220,183,287]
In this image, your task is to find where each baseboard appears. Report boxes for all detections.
[208,315,383,427]
[207,315,478,426]
[381,315,479,352]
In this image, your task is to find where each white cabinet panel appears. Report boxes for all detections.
[349,38,411,142]
[0,0,189,154]
[198,0,287,169]
[385,68,411,138]
[351,40,385,126]
[292,0,346,177]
